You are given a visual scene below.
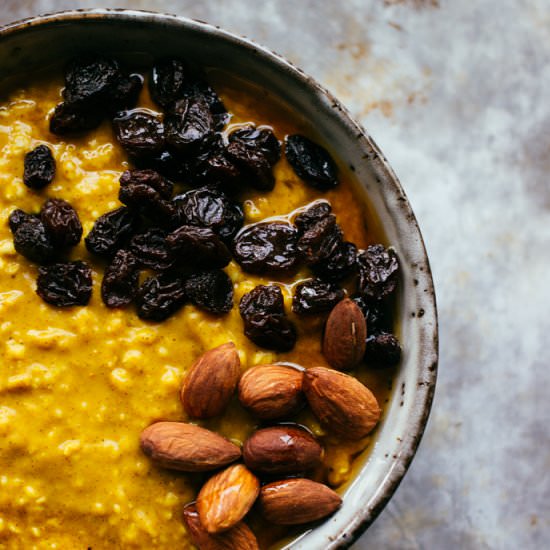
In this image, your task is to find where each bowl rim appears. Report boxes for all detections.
[0,8,438,548]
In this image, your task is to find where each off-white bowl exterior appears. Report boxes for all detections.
[0,10,438,549]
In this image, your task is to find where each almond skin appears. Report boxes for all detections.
[182,342,241,419]
[140,422,241,472]
[243,425,323,475]
[197,464,260,534]
[322,298,367,370]
[238,364,304,420]
[303,366,381,439]
[183,502,259,550]
[259,478,342,525]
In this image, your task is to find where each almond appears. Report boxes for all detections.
[182,342,241,419]
[238,364,304,419]
[183,502,259,550]
[140,422,241,472]
[243,425,322,475]
[197,464,260,534]
[303,366,381,439]
[322,298,366,370]
[259,478,342,525]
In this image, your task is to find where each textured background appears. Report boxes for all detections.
[1,2,549,549]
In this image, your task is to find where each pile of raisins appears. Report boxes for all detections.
[8,54,402,367]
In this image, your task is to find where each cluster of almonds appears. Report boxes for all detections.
[140,298,382,548]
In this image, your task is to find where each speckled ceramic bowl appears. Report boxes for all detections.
[0,9,438,549]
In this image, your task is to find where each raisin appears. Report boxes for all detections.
[23,145,56,189]
[119,169,174,219]
[243,313,297,352]
[107,73,143,113]
[8,209,34,233]
[226,139,275,191]
[357,244,399,300]
[85,207,139,257]
[165,97,214,152]
[191,134,240,188]
[166,225,231,269]
[113,110,165,157]
[352,294,390,334]
[239,284,285,319]
[296,215,342,266]
[229,126,281,165]
[129,228,175,271]
[173,186,243,242]
[149,58,188,108]
[186,78,228,122]
[365,332,402,368]
[292,278,345,315]
[133,149,190,182]
[40,198,82,248]
[239,284,296,351]
[312,241,358,282]
[233,222,300,275]
[63,55,120,106]
[184,270,233,314]
[49,102,104,135]
[36,261,92,307]
[294,200,332,232]
[285,134,338,190]
[12,216,55,264]
[101,249,140,307]
[136,273,187,321]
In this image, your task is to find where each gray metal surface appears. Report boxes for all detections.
[1,2,548,549]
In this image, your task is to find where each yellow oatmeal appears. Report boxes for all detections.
[0,72,394,549]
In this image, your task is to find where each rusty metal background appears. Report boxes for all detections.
[1,2,548,549]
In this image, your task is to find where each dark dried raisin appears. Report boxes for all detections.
[352,294,390,334]
[165,97,214,152]
[166,225,231,269]
[239,284,285,319]
[357,244,399,300]
[63,55,120,106]
[149,58,188,108]
[136,273,187,321]
[296,215,342,266]
[49,102,104,135]
[129,228,175,271]
[8,209,35,233]
[107,73,143,113]
[113,110,165,157]
[36,261,92,307]
[23,145,56,189]
[312,241,358,282]
[229,126,281,165]
[184,270,233,314]
[12,216,55,264]
[294,200,332,232]
[133,149,190,182]
[173,186,243,242]
[191,134,240,188]
[285,134,338,190]
[101,249,140,308]
[85,207,139,257]
[365,332,402,368]
[292,278,345,315]
[233,222,299,275]
[243,313,297,352]
[40,198,82,248]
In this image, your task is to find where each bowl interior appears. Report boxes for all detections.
[0,10,438,549]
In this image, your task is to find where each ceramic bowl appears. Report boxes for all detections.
[0,9,438,549]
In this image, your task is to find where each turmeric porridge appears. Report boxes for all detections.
[0,56,401,549]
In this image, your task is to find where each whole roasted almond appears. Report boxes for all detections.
[243,425,322,475]
[259,478,342,525]
[238,364,304,420]
[183,502,259,550]
[182,342,241,419]
[322,298,366,370]
[197,464,260,534]
[303,366,381,439]
[140,421,241,472]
